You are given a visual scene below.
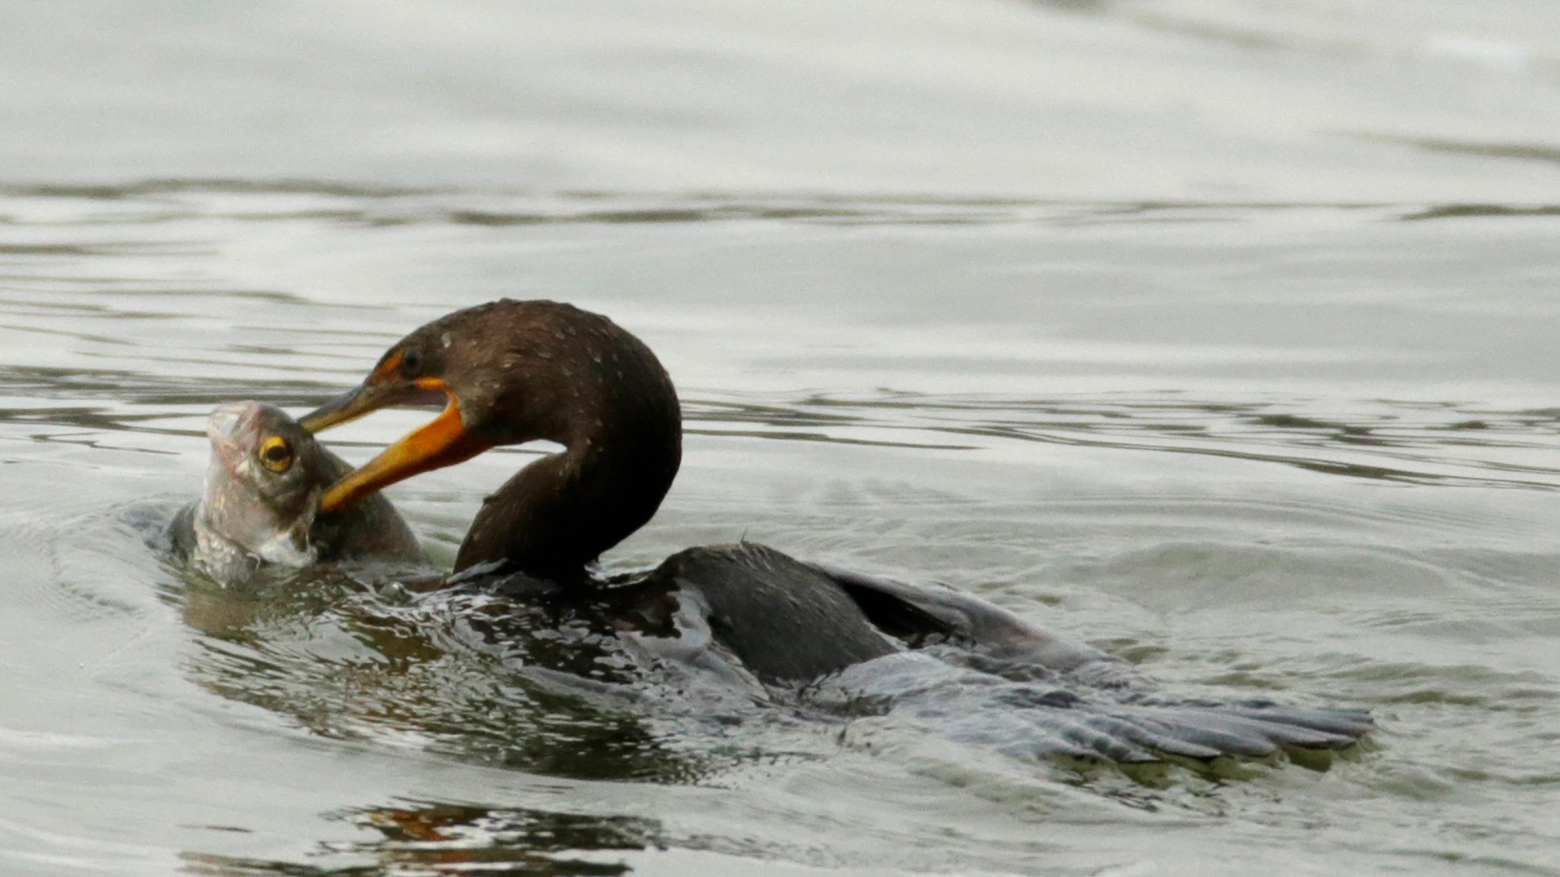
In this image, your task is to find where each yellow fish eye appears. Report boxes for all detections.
[258,435,294,472]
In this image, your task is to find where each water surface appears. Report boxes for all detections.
[3,1,1560,875]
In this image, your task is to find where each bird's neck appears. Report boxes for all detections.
[453,398,682,583]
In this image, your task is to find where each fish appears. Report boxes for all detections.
[167,400,427,581]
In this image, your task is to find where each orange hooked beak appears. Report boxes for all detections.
[300,356,492,512]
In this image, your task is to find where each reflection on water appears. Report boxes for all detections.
[185,801,655,876]
[1401,203,1560,221]
[719,393,1560,489]
[1380,135,1560,167]
[11,361,1560,492]
[9,179,1560,231]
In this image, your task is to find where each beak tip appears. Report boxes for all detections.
[298,386,364,434]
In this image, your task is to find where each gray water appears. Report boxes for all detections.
[3,1,1560,875]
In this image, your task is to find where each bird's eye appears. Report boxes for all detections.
[259,436,294,472]
[400,349,423,374]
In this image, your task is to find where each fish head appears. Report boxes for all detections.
[199,401,328,568]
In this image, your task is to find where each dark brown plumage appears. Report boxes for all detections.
[300,300,895,681]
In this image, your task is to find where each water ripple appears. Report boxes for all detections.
[5,180,1559,230]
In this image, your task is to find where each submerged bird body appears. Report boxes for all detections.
[169,400,426,580]
[302,300,899,683]
[300,299,1373,762]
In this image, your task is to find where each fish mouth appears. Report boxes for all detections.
[207,401,264,468]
